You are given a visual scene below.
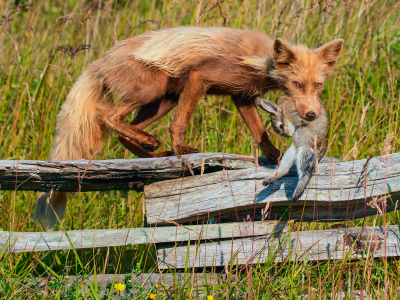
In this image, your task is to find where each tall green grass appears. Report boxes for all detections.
[0,0,400,298]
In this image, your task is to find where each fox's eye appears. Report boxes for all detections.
[293,82,301,89]
[279,124,284,130]
[315,83,322,88]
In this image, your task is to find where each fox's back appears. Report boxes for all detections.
[120,27,274,76]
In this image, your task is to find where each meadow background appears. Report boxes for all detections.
[0,0,400,298]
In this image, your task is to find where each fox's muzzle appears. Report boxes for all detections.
[305,111,316,120]
[295,98,321,120]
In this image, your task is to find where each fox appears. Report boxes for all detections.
[256,96,330,202]
[33,26,343,229]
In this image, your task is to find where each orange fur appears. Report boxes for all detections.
[34,27,343,230]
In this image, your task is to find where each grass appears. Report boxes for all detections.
[0,0,400,298]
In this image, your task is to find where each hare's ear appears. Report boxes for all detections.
[256,98,282,116]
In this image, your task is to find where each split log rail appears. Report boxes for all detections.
[1,152,399,269]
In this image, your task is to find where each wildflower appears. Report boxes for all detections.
[207,296,214,300]
[49,281,54,284]
[128,279,131,283]
[114,283,126,292]
[149,293,156,299]
[155,284,158,288]
[66,276,69,280]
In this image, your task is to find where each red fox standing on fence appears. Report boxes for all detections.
[34,27,343,230]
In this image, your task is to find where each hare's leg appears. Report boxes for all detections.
[262,144,296,186]
[292,148,317,202]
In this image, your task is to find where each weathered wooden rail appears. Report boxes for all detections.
[0,221,280,253]
[1,152,399,270]
[158,225,400,269]
[0,153,271,192]
[145,153,398,224]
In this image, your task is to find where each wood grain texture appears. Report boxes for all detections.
[0,152,272,192]
[0,221,279,253]
[157,225,400,269]
[145,153,398,224]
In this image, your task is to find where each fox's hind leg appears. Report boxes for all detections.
[262,144,296,186]
[105,101,162,152]
[103,68,170,154]
[118,96,178,158]
[292,148,318,202]
[232,96,281,163]
[170,68,205,155]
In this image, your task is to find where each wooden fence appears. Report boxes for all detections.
[1,152,399,269]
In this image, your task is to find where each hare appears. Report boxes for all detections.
[257,96,330,202]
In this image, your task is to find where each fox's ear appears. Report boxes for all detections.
[273,39,296,68]
[256,98,281,116]
[316,39,344,73]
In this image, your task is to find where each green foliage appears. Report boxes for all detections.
[0,0,399,298]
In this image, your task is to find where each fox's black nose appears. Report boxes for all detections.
[306,111,316,119]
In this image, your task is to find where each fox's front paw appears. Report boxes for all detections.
[262,177,276,186]
[173,145,199,155]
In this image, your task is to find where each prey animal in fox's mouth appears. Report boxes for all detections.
[257,96,330,202]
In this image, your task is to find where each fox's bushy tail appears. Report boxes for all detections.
[34,68,111,230]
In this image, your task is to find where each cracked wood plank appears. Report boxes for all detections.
[157,225,400,269]
[145,153,399,224]
[0,152,273,192]
[0,221,278,253]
